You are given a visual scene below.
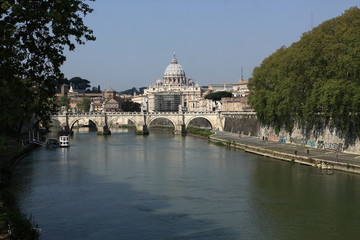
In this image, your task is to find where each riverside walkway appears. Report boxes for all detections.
[210,132,360,174]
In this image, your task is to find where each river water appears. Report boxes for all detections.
[11,128,360,239]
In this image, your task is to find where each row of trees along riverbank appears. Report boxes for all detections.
[248,7,360,144]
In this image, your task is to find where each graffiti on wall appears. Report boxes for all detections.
[324,142,343,152]
[308,141,315,147]
[268,135,278,142]
[317,140,343,151]
[290,138,315,148]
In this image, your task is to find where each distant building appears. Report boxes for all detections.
[55,85,125,113]
[102,88,123,112]
[208,79,249,97]
[144,54,202,112]
[220,97,253,112]
[103,88,116,100]
[206,78,252,112]
[208,83,234,92]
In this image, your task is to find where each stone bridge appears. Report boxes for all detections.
[51,111,255,135]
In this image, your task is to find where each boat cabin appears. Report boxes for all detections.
[59,135,70,147]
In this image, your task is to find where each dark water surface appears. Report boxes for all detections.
[11,129,360,239]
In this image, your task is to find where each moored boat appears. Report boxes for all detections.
[59,135,70,147]
[46,138,59,148]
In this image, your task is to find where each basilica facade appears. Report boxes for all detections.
[143,55,202,112]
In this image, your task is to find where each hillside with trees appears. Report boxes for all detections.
[248,7,360,140]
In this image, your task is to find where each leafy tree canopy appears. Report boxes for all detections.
[69,76,91,90]
[59,95,70,108]
[119,87,138,95]
[204,91,232,101]
[0,0,95,135]
[248,7,360,138]
[122,101,140,112]
[77,97,91,112]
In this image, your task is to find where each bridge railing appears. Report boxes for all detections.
[52,111,256,117]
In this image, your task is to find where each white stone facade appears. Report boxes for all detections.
[144,55,201,112]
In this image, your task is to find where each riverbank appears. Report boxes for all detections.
[0,137,40,240]
[210,132,360,174]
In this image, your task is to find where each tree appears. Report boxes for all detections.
[204,91,232,101]
[120,87,139,95]
[69,76,91,90]
[122,101,141,112]
[0,0,95,135]
[59,95,70,108]
[77,97,91,113]
[248,7,360,137]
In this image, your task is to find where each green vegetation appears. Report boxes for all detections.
[187,127,213,138]
[59,95,70,108]
[69,77,91,91]
[122,101,141,112]
[0,0,95,136]
[1,189,39,240]
[77,97,91,113]
[119,87,147,95]
[214,141,225,146]
[0,143,40,239]
[248,7,360,138]
[0,1,95,238]
[204,91,232,101]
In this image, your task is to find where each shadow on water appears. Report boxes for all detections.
[249,156,360,240]
[11,149,238,240]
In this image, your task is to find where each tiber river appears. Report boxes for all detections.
[10,128,360,240]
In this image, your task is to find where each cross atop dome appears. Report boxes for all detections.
[171,52,178,64]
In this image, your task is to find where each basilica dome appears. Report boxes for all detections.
[163,55,186,78]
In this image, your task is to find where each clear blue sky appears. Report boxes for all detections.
[61,0,359,91]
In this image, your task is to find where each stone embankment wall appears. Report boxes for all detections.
[209,136,360,174]
[223,114,260,136]
[223,115,360,154]
[259,126,360,154]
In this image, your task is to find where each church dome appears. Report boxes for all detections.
[163,55,186,78]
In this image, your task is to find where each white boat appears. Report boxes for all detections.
[59,135,70,147]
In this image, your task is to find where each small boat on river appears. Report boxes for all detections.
[59,135,70,147]
[46,138,59,148]
[46,135,70,148]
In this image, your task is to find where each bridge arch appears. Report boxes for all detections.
[69,118,99,131]
[147,116,176,129]
[185,116,214,130]
[108,116,138,130]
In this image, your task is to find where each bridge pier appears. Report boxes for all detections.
[98,125,111,135]
[135,124,149,135]
[173,124,187,135]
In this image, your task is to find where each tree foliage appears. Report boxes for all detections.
[119,87,145,95]
[0,0,95,135]
[248,7,360,137]
[77,97,91,112]
[204,91,232,101]
[69,76,91,90]
[59,95,70,108]
[122,101,140,112]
